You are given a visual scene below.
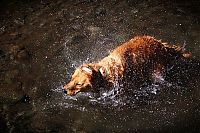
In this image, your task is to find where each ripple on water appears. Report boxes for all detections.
[50,78,169,112]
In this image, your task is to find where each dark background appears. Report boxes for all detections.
[0,0,200,133]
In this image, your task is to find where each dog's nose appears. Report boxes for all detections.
[63,89,68,94]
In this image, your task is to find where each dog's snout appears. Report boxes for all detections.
[63,89,68,94]
[63,85,68,94]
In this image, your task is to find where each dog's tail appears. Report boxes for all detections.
[162,42,192,59]
[173,43,191,59]
[180,41,192,58]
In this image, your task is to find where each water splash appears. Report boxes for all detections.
[48,36,182,111]
[50,63,174,111]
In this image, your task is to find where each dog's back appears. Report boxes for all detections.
[99,36,190,87]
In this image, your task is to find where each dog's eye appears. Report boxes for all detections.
[76,83,83,86]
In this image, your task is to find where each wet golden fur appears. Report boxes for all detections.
[64,36,190,96]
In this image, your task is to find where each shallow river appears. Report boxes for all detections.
[0,0,200,132]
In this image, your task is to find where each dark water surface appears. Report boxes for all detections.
[0,0,200,132]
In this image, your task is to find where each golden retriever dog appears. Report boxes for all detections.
[64,36,190,96]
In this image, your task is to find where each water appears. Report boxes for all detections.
[43,45,200,133]
[0,0,200,133]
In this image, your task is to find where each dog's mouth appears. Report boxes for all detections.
[63,83,92,96]
[65,87,93,96]
[64,89,80,96]
[63,85,77,96]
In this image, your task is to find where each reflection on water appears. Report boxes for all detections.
[0,0,200,132]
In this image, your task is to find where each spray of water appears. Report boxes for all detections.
[49,37,176,111]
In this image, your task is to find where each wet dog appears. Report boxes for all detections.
[64,36,190,96]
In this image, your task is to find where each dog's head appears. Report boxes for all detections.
[64,65,98,96]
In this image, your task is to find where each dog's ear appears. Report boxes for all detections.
[82,66,93,75]
[99,67,106,77]
[82,65,106,88]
